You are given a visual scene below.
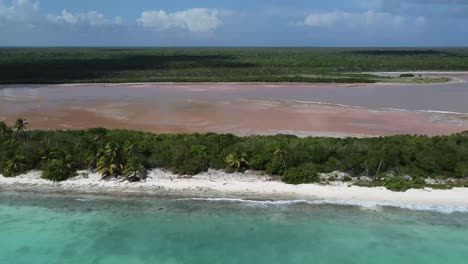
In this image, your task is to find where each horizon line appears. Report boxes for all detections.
[1,46,468,49]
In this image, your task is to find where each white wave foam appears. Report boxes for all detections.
[75,198,93,202]
[180,198,468,214]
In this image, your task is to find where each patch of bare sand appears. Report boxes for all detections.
[2,170,468,211]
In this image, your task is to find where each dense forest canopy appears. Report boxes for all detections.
[0,48,467,83]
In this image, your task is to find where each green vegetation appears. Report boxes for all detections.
[283,164,320,184]
[1,120,467,191]
[355,176,460,192]
[0,154,29,177]
[225,152,250,172]
[123,159,147,182]
[383,176,421,192]
[378,76,450,84]
[1,48,467,84]
[400,73,415,78]
[42,157,77,182]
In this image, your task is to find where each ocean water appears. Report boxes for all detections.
[1,192,468,264]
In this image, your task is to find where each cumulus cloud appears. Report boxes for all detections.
[138,8,222,33]
[0,0,121,27]
[375,0,468,6]
[303,12,353,27]
[358,0,468,8]
[0,0,41,24]
[47,10,121,26]
[357,0,468,18]
[301,10,423,28]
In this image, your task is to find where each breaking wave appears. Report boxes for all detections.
[180,198,468,214]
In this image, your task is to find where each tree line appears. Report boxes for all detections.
[1,48,467,84]
[1,119,467,191]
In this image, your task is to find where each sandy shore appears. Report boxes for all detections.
[1,170,468,212]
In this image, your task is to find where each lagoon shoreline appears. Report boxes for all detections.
[2,170,468,211]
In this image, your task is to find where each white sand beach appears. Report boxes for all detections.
[2,170,468,211]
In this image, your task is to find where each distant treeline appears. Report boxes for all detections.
[348,49,461,56]
[0,48,467,84]
[1,120,467,191]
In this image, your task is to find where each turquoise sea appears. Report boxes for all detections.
[1,192,468,264]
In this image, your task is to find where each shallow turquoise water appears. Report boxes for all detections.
[1,192,468,264]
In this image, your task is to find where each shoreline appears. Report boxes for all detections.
[2,71,467,87]
[2,170,468,212]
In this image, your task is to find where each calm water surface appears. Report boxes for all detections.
[1,192,467,264]
[1,73,468,113]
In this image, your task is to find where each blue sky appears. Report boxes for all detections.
[0,0,467,46]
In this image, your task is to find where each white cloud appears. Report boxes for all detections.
[47,10,118,26]
[357,0,468,18]
[0,0,40,23]
[301,10,422,28]
[0,0,121,27]
[303,12,352,27]
[138,8,222,33]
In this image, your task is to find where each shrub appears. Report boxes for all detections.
[323,157,339,173]
[413,177,425,185]
[384,176,414,192]
[399,73,415,78]
[249,154,270,170]
[343,175,353,182]
[172,157,209,176]
[42,159,76,182]
[224,166,235,174]
[265,158,285,176]
[0,155,29,177]
[282,164,319,184]
[190,145,208,158]
[454,163,468,179]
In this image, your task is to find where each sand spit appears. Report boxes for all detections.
[1,170,468,211]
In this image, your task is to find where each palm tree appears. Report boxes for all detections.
[38,139,57,165]
[14,118,29,140]
[95,143,123,178]
[104,143,120,162]
[86,151,100,169]
[14,118,28,131]
[91,128,107,147]
[274,148,288,170]
[1,154,28,177]
[225,152,249,172]
[124,142,137,158]
[123,159,146,182]
[0,122,12,137]
[97,156,123,179]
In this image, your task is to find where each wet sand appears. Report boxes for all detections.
[1,73,468,137]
